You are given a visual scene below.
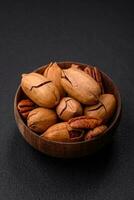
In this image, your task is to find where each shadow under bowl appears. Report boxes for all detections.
[14,61,122,158]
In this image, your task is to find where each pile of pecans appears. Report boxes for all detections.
[17,62,116,142]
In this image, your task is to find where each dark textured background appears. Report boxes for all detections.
[0,1,134,199]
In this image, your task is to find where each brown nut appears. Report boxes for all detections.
[41,122,84,142]
[61,67,101,105]
[84,66,104,94]
[44,62,65,97]
[27,107,57,133]
[56,97,83,121]
[21,72,60,108]
[84,125,107,141]
[17,99,36,119]
[68,116,102,129]
[84,94,116,123]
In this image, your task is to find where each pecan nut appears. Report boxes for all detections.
[27,107,57,133]
[84,66,104,94]
[41,122,84,142]
[84,94,116,123]
[17,99,36,119]
[56,97,83,121]
[68,116,102,129]
[21,72,60,108]
[84,125,107,141]
[44,62,65,97]
[61,67,101,105]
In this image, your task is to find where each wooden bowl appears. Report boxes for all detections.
[14,62,122,158]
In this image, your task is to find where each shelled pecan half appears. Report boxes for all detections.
[84,125,107,141]
[17,99,36,119]
[68,116,102,129]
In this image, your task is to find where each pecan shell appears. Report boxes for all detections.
[27,107,57,133]
[84,94,116,123]
[84,66,104,94]
[56,97,83,121]
[21,72,60,108]
[61,68,101,105]
[41,122,84,142]
[44,62,65,97]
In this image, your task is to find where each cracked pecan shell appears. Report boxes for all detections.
[41,122,84,142]
[44,62,65,97]
[84,94,116,123]
[56,97,83,121]
[21,72,60,108]
[61,68,101,105]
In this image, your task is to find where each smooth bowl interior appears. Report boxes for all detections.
[14,62,122,158]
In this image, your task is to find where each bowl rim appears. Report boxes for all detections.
[14,61,122,145]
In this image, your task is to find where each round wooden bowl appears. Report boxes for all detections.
[14,62,122,158]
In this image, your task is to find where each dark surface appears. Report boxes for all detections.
[0,1,133,199]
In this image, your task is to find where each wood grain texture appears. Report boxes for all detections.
[14,62,122,158]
